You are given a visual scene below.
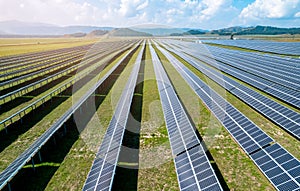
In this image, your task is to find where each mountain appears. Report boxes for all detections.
[169,29,208,36]
[2,20,298,37]
[211,26,251,35]
[236,26,300,35]
[131,28,187,36]
[183,29,206,35]
[0,20,113,35]
[87,30,109,37]
[108,28,152,37]
[132,27,207,36]
[211,26,300,35]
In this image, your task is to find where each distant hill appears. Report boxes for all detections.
[108,28,152,37]
[132,27,207,36]
[0,20,114,35]
[1,20,299,37]
[183,29,206,35]
[237,26,300,35]
[62,30,109,38]
[169,29,207,36]
[87,30,108,37]
[132,27,187,36]
[211,26,250,35]
[211,26,300,35]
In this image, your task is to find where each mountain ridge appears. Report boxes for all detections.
[0,20,300,37]
[211,26,300,35]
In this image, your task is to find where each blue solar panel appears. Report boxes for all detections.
[202,39,300,56]
[159,39,300,141]
[175,43,300,108]
[150,42,223,191]
[154,40,300,191]
[250,143,300,190]
[82,42,145,191]
[0,41,141,191]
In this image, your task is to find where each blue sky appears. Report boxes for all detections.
[0,0,299,29]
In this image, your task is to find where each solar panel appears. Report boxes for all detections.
[209,52,300,92]
[168,41,300,109]
[82,41,145,191]
[0,42,133,133]
[202,39,300,56]
[150,42,223,191]
[160,40,300,140]
[154,40,300,190]
[0,41,141,191]
[251,143,300,190]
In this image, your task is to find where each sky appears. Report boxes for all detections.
[0,0,300,29]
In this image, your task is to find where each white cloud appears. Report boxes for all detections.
[295,12,300,17]
[0,0,233,28]
[200,0,232,20]
[239,0,300,20]
[1,0,298,29]
[0,0,100,26]
[118,0,148,17]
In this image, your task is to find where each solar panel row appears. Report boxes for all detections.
[149,42,223,191]
[0,44,92,67]
[0,41,130,104]
[0,41,141,191]
[177,44,300,108]
[159,40,300,140]
[211,54,300,92]
[208,47,300,82]
[202,40,300,56]
[0,50,85,81]
[187,43,300,71]
[0,55,81,88]
[175,41,300,70]
[82,41,145,191]
[0,41,133,131]
[251,143,300,190]
[155,41,300,191]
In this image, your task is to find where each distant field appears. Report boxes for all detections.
[0,38,299,191]
[0,38,100,57]
[237,34,300,42]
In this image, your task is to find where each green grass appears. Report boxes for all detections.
[154,44,275,190]
[138,43,179,191]
[0,38,99,57]
[2,45,134,190]
[2,39,298,190]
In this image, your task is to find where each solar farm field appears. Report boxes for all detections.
[0,38,299,191]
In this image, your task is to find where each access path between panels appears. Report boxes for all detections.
[82,41,145,191]
[150,41,223,191]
